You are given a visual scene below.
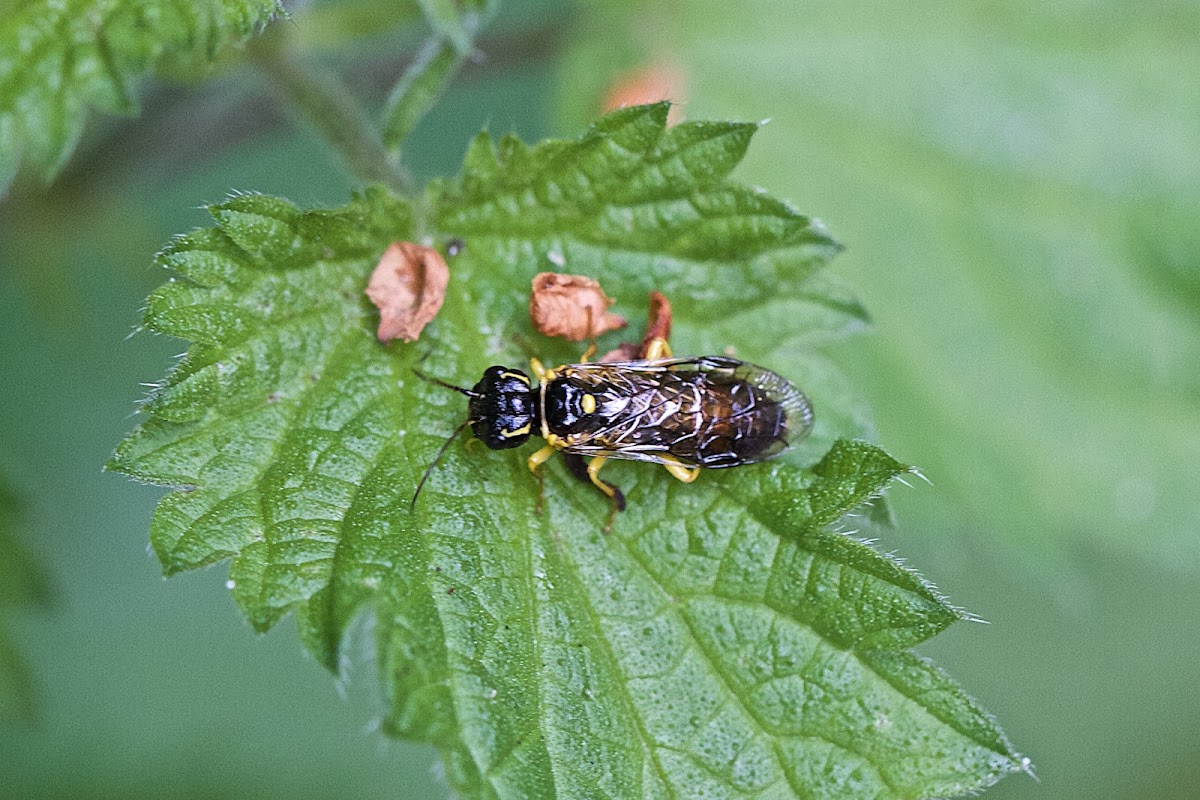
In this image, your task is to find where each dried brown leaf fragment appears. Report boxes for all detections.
[529,272,627,341]
[366,242,449,343]
[642,290,672,350]
[602,290,673,362]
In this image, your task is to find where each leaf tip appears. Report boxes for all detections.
[593,99,672,134]
[103,441,136,477]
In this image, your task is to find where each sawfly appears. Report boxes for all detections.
[412,335,814,522]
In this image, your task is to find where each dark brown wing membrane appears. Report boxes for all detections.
[552,357,812,468]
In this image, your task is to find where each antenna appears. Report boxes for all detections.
[412,367,480,398]
[410,419,474,511]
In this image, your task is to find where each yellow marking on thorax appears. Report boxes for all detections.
[581,393,597,414]
[500,371,530,386]
[531,357,568,442]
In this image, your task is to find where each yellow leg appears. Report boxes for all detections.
[586,457,617,498]
[663,461,700,483]
[527,444,557,515]
[643,337,673,360]
[530,357,557,383]
[529,358,547,382]
[586,456,626,532]
[527,444,556,474]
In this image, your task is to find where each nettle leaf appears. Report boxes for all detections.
[0,479,50,722]
[429,104,865,460]
[617,2,1200,561]
[0,0,282,187]
[111,104,1024,797]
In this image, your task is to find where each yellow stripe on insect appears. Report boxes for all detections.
[501,423,532,439]
[500,371,530,386]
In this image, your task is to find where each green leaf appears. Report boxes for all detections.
[0,478,51,723]
[111,105,1024,797]
[429,103,862,461]
[562,2,1200,563]
[0,0,282,187]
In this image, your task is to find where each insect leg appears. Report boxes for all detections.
[527,444,556,515]
[643,337,673,360]
[529,358,558,383]
[586,456,615,497]
[561,452,592,484]
[586,455,627,524]
[663,461,700,483]
[528,444,556,473]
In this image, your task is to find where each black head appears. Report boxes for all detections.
[468,366,537,449]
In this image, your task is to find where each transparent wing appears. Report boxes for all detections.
[558,357,812,468]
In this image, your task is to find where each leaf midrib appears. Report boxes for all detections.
[545,472,678,799]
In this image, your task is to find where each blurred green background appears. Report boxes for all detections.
[2,0,1198,797]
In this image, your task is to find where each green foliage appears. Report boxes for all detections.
[382,0,498,154]
[109,104,1023,797]
[0,0,281,187]
[293,0,423,50]
[561,1,1200,563]
[382,36,468,151]
[418,0,492,55]
[0,479,50,722]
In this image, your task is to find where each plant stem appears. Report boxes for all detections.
[381,33,466,159]
[249,29,415,197]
